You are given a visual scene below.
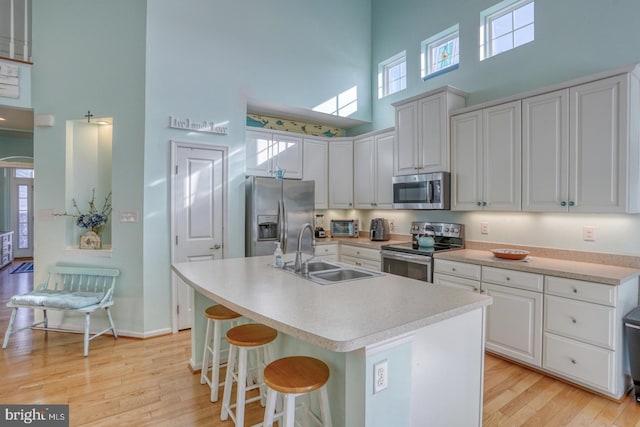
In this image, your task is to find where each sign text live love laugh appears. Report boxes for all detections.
[169,116,229,135]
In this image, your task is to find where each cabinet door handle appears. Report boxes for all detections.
[571,317,577,324]
[561,201,567,207]
[482,201,487,207]
[572,287,578,294]
[569,201,575,207]
[477,202,482,207]
[505,276,511,281]
[451,267,456,272]
[570,358,577,365]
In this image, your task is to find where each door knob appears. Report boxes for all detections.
[211,244,221,250]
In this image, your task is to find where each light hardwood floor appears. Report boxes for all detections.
[1,260,640,426]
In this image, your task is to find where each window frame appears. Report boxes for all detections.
[481,0,535,60]
[421,24,460,80]
[378,51,407,99]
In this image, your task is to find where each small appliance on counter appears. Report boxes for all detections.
[314,214,326,238]
[330,219,359,237]
[370,218,390,241]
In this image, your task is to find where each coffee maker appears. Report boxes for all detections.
[370,218,390,241]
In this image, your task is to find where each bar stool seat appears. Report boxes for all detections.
[263,356,332,427]
[221,323,278,427]
[200,305,242,402]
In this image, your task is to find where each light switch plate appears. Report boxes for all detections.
[119,211,138,223]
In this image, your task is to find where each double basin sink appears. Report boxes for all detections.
[281,259,383,285]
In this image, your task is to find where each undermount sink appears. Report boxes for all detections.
[312,269,378,282]
[280,259,383,285]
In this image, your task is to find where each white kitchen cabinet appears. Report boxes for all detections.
[354,128,394,209]
[303,138,328,209]
[523,73,640,213]
[339,244,381,271]
[393,87,466,175]
[482,267,543,367]
[314,243,338,261]
[246,128,303,179]
[433,273,480,292]
[451,100,522,211]
[543,275,638,398]
[328,138,354,209]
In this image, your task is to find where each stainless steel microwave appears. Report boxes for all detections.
[330,219,359,237]
[392,172,450,210]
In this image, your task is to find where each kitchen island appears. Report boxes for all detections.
[172,255,492,427]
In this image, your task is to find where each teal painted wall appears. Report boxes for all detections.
[30,0,371,335]
[367,0,640,131]
[31,0,147,333]
[142,0,372,332]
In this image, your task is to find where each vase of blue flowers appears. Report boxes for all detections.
[56,189,112,249]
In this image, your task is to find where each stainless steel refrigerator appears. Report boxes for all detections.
[245,176,314,257]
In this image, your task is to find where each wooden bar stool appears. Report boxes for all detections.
[221,323,278,427]
[200,305,242,402]
[263,356,332,427]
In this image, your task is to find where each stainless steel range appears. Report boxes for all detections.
[381,221,464,283]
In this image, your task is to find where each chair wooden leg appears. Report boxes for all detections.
[106,307,118,339]
[262,388,278,427]
[2,307,18,349]
[84,313,90,357]
[200,319,213,386]
[220,344,237,421]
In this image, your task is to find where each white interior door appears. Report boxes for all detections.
[172,142,226,331]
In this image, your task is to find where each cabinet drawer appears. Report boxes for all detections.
[543,332,614,393]
[314,244,338,256]
[340,255,380,271]
[340,245,380,261]
[545,276,616,306]
[544,295,615,349]
[433,260,481,281]
[433,273,480,292]
[482,266,543,292]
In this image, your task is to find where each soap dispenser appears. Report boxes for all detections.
[273,242,283,267]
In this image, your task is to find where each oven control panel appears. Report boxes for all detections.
[410,222,464,238]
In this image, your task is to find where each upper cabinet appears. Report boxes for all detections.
[451,101,522,211]
[302,137,329,209]
[393,87,467,175]
[523,74,640,213]
[246,128,303,179]
[328,138,354,209]
[354,129,395,209]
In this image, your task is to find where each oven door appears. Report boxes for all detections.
[381,250,432,282]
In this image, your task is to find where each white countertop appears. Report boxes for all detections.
[172,255,491,352]
[434,249,640,285]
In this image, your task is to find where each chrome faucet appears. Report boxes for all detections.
[294,222,316,273]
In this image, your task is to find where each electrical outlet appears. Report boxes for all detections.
[583,226,595,241]
[388,218,396,232]
[480,222,489,235]
[373,360,388,394]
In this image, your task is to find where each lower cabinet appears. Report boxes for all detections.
[482,266,544,367]
[314,243,338,262]
[542,275,637,398]
[339,244,381,271]
[432,258,637,398]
